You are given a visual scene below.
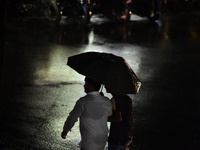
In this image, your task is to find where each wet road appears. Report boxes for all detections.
[1,12,200,150]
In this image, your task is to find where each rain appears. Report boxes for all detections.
[1,0,200,149]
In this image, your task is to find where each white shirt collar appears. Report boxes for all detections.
[87,91,100,95]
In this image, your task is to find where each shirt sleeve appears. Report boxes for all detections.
[63,99,84,132]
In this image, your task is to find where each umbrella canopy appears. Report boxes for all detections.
[67,52,141,94]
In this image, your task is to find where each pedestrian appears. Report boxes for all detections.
[106,86,134,150]
[61,77,112,150]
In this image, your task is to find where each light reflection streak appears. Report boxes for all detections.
[88,30,94,44]
[33,45,85,85]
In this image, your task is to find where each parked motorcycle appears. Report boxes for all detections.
[90,0,132,23]
[57,0,91,26]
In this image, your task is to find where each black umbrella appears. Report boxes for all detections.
[67,52,141,94]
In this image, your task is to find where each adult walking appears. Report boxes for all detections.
[61,77,112,150]
[106,87,134,150]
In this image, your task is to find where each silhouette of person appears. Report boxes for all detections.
[61,77,112,150]
[106,86,133,150]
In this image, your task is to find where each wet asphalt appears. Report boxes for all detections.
[1,12,200,150]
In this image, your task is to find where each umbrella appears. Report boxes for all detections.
[67,52,141,94]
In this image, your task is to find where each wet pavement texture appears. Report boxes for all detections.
[1,12,200,150]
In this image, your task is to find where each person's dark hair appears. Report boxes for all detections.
[85,77,101,91]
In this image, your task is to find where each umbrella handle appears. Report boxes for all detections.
[99,85,104,96]
[100,85,104,92]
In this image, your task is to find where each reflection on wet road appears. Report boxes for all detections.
[1,13,200,149]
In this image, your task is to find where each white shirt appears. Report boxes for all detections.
[63,91,112,150]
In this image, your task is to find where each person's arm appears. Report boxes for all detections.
[61,100,83,139]
[108,111,122,122]
[108,97,122,122]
